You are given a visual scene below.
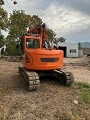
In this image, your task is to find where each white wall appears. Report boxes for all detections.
[78,50,83,57]
[57,42,78,57]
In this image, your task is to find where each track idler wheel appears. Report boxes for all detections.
[59,72,74,86]
[54,69,74,86]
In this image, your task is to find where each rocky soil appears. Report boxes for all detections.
[0,56,90,120]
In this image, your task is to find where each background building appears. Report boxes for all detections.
[57,42,78,57]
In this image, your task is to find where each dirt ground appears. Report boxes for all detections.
[64,56,90,84]
[0,56,90,120]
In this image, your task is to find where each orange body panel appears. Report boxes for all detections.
[22,49,64,70]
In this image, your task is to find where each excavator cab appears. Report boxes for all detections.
[20,34,64,70]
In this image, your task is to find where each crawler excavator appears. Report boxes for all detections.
[19,23,74,90]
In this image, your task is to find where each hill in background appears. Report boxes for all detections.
[80,42,90,48]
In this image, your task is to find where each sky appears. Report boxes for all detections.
[2,0,90,43]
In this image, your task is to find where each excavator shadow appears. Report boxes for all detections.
[40,75,61,85]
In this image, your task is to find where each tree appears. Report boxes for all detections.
[29,15,42,26]
[7,10,57,55]
[6,40,20,56]
[46,28,56,41]
[59,37,66,42]
[78,42,82,49]
[8,10,30,40]
[0,34,4,47]
[0,7,8,31]
[0,0,4,5]
[0,0,8,47]
[0,0,8,31]
[7,11,43,55]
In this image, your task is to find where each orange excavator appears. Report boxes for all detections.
[19,23,74,90]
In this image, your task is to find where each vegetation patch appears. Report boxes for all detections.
[74,82,90,104]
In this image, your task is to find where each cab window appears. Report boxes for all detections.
[26,38,40,48]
